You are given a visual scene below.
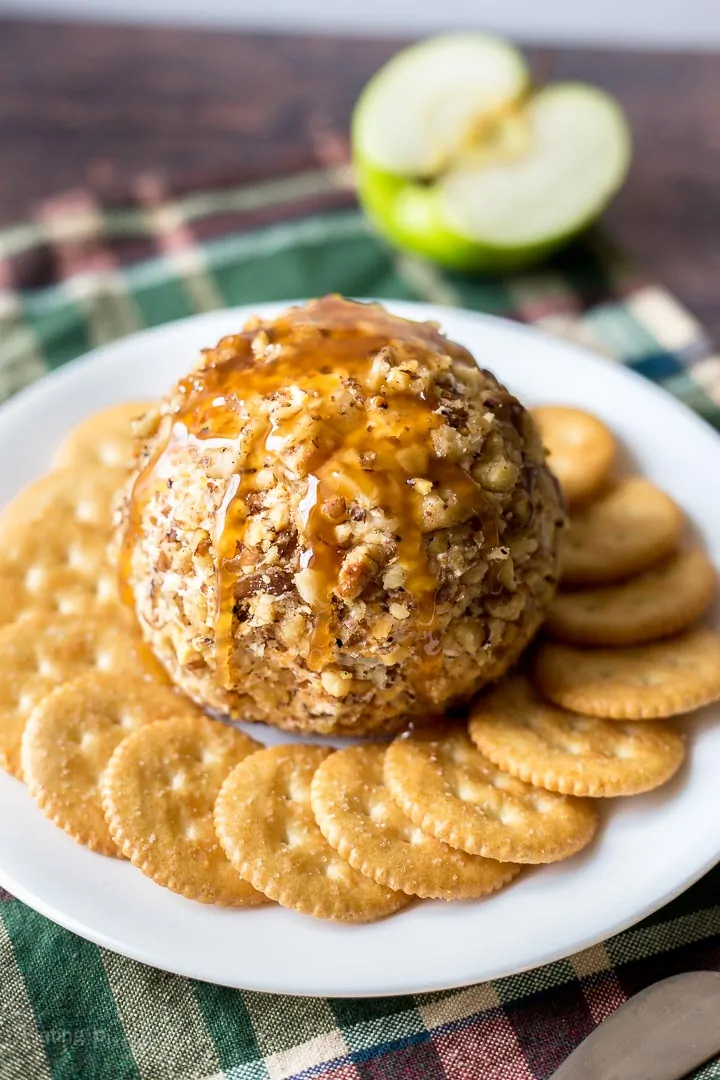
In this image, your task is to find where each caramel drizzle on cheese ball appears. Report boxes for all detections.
[121,296,501,688]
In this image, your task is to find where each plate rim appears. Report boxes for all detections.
[0,808,718,998]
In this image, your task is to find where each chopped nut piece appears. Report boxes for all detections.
[320,668,353,698]
[472,458,519,492]
[334,523,353,546]
[321,495,347,522]
[383,564,406,590]
[251,330,270,358]
[255,468,275,491]
[294,567,326,607]
[386,367,411,393]
[337,544,382,600]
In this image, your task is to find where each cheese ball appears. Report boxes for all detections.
[118,297,563,735]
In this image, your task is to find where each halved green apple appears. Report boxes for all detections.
[353,34,632,272]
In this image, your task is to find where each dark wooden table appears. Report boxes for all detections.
[2,19,719,339]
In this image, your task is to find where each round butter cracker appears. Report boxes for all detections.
[311,744,520,899]
[0,613,158,778]
[102,715,265,906]
[561,477,684,586]
[0,465,126,534]
[534,630,720,719]
[0,466,127,627]
[547,549,716,646]
[384,727,598,864]
[52,401,155,470]
[469,675,685,797]
[215,745,409,921]
[22,672,202,856]
[531,406,615,506]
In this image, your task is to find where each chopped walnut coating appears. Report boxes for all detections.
[119,298,563,736]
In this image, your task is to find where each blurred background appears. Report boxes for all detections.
[2,0,719,48]
[0,0,718,342]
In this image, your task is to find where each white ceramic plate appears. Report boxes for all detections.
[0,300,719,998]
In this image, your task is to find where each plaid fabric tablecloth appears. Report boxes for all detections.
[0,170,719,1080]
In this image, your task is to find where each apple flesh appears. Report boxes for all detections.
[353,36,632,273]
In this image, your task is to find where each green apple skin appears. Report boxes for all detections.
[353,76,632,274]
[355,154,610,275]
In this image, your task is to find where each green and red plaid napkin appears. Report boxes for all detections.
[1,168,719,1080]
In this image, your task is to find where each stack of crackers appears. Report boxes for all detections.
[0,401,718,923]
